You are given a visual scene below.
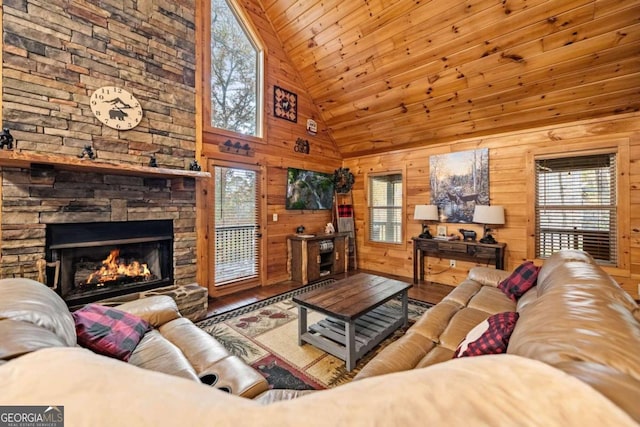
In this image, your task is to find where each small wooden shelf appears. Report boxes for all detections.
[0,150,211,180]
[287,233,349,285]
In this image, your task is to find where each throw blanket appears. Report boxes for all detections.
[1,348,636,426]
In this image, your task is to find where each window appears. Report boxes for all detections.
[535,153,617,264]
[209,0,263,137]
[369,173,403,244]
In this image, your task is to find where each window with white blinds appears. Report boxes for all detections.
[535,153,617,264]
[369,173,403,244]
[214,166,260,285]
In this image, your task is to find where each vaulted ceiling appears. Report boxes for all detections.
[261,0,640,157]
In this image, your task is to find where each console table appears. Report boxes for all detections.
[412,237,506,284]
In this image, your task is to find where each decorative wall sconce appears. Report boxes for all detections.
[219,139,254,156]
[294,137,309,154]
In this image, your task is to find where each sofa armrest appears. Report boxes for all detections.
[467,267,511,287]
[115,296,181,327]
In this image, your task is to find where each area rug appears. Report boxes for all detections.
[196,279,431,390]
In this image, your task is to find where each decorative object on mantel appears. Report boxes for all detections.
[148,154,158,167]
[78,145,96,160]
[273,85,297,122]
[333,167,355,193]
[295,225,305,234]
[325,223,335,234]
[90,86,143,130]
[294,137,309,154]
[0,128,14,149]
[218,139,254,156]
[188,160,201,171]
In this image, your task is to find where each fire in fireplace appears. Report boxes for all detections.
[82,248,154,287]
[46,220,173,307]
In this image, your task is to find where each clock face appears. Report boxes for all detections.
[90,86,143,130]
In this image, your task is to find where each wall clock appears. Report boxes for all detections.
[90,86,143,130]
[274,85,297,123]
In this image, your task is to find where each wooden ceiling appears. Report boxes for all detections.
[261,0,640,157]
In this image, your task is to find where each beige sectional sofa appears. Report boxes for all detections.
[356,250,640,423]
[0,277,269,398]
[1,250,639,426]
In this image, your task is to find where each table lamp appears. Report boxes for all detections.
[473,205,505,244]
[414,205,439,239]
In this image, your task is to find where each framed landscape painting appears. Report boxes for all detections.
[429,148,489,223]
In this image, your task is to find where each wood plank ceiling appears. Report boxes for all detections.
[260,0,640,157]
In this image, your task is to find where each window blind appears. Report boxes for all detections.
[214,166,260,285]
[369,174,403,243]
[535,153,617,264]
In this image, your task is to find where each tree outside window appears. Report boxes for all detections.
[210,0,261,137]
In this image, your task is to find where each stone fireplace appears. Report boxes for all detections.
[46,220,174,307]
[0,165,208,318]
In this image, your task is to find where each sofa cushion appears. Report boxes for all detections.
[0,319,67,361]
[0,278,77,346]
[498,261,539,301]
[454,311,519,357]
[73,304,151,361]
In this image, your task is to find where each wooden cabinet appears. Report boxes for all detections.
[288,233,349,285]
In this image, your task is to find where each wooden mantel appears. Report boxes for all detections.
[0,150,210,180]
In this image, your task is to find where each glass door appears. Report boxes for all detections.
[213,163,261,287]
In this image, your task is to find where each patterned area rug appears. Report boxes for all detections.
[197,279,431,390]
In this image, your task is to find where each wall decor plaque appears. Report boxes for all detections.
[274,86,297,122]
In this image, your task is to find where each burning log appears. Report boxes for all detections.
[76,249,154,287]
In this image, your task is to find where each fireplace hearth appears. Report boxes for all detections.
[46,220,174,307]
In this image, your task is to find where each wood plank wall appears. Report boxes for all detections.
[343,112,640,299]
[196,0,343,294]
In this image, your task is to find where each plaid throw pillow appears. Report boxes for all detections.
[73,304,151,361]
[498,261,540,301]
[454,312,519,358]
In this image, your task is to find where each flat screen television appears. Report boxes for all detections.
[286,167,334,210]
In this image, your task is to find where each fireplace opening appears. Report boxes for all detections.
[46,220,173,307]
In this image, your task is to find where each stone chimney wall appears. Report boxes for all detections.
[1,1,199,284]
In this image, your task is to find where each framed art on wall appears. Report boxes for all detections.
[429,148,489,223]
[274,86,297,123]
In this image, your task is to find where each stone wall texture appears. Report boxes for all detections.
[1,0,199,285]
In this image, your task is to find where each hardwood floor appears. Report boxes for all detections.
[206,269,454,317]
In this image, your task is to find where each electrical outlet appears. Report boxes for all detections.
[449,259,456,268]
[272,213,278,222]
[637,283,640,296]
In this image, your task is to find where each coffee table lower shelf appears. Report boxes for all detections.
[298,304,405,371]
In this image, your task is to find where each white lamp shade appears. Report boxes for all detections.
[473,205,505,225]
[414,204,439,221]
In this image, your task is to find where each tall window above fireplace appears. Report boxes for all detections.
[46,220,174,307]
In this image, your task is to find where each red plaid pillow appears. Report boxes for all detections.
[73,304,151,361]
[498,261,540,301]
[453,312,519,358]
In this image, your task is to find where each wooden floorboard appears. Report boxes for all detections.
[206,269,454,317]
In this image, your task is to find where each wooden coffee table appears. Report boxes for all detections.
[292,273,412,371]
